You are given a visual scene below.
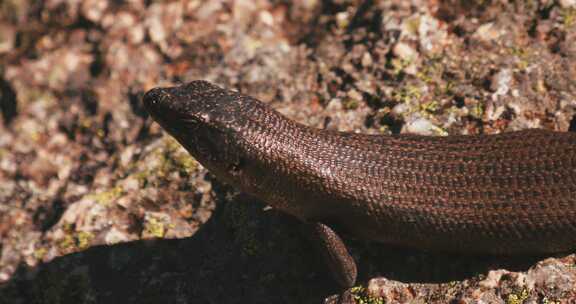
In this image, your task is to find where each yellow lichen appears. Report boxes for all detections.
[420,100,440,114]
[34,247,48,260]
[158,136,198,177]
[509,46,532,71]
[391,58,412,76]
[506,288,529,304]
[133,170,151,187]
[416,56,444,84]
[57,223,77,252]
[143,215,166,238]
[57,223,96,252]
[343,98,360,110]
[543,297,560,304]
[88,186,124,206]
[76,231,94,250]
[350,286,384,304]
[96,129,105,138]
[444,81,455,95]
[392,86,422,105]
[562,8,576,27]
[470,102,484,119]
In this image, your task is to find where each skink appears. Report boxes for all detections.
[143,80,576,289]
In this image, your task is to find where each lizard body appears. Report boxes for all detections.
[143,80,576,288]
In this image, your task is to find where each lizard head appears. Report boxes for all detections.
[143,80,249,181]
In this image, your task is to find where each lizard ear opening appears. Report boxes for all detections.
[192,126,240,166]
[194,129,220,161]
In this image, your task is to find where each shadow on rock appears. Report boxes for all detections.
[0,195,335,304]
[0,193,547,303]
[348,240,544,285]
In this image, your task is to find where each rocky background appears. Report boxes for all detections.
[0,0,576,303]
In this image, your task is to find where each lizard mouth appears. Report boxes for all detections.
[143,80,234,136]
[143,87,174,120]
[143,86,187,126]
[143,85,207,143]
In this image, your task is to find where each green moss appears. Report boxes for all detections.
[350,286,384,304]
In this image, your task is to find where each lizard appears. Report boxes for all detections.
[142,80,576,291]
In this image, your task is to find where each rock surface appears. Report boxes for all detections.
[0,0,575,303]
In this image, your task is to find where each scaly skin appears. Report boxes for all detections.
[143,80,576,256]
